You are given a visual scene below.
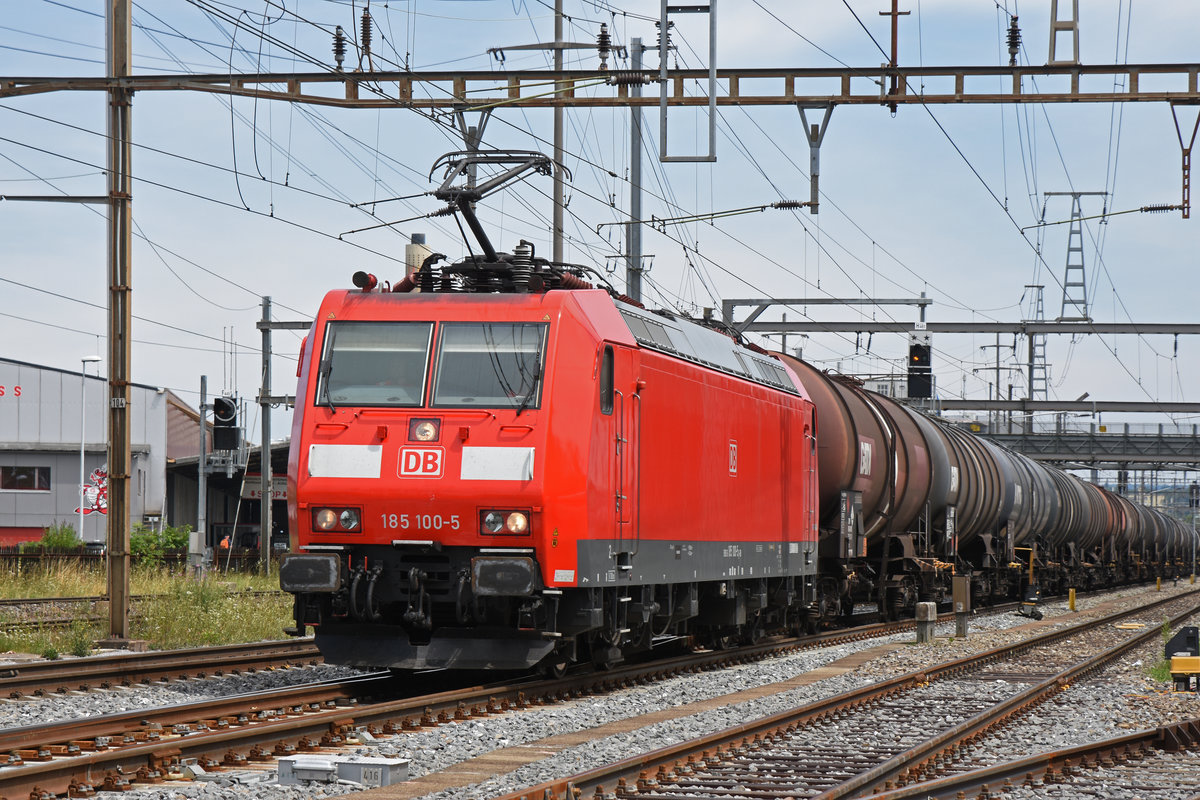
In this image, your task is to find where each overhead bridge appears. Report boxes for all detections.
[977,424,1200,470]
[892,399,1200,470]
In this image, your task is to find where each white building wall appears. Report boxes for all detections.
[0,359,172,541]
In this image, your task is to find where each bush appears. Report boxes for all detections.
[130,523,192,566]
[160,523,190,550]
[67,620,95,658]
[20,521,81,552]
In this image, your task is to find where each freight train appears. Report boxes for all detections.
[279,159,1192,673]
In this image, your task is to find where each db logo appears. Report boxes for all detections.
[398,447,444,478]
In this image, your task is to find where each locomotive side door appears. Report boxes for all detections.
[606,344,641,564]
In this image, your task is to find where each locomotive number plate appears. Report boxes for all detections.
[380,513,461,531]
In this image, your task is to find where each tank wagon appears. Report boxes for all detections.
[279,238,1190,673]
[775,357,1192,620]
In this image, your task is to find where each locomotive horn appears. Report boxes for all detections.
[352,271,378,292]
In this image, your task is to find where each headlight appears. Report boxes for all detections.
[409,418,441,442]
[479,509,532,535]
[312,506,362,533]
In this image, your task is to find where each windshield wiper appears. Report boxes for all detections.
[318,356,336,412]
[515,357,541,417]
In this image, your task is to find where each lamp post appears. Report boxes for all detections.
[79,355,102,541]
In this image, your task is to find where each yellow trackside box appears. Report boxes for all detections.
[1171,656,1200,674]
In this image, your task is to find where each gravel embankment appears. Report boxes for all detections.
[1,584,1191,800]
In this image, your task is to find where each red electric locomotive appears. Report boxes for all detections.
[281,241,820,673]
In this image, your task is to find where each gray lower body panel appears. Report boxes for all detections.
[571,538,817,587]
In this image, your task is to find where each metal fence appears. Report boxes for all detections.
[0,546,279,571]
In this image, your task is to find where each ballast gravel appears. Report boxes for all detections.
[2,584,1194,800]
[0,663,367,730]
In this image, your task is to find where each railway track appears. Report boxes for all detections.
[0,603,1000,798]
[867,718,1200,800]
[486,589,1200,800]
[0,588,1173,799]
[0,638,322,698]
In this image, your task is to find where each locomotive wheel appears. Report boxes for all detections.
[591,648,619,671]
[539,657,570,679]
[711,628,738,650]
[590,630,623,670]
[740,613,765,645]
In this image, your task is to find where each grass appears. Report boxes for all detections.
[133,574,293,649]
[1145,614,1174,685]
[0,559,292,656]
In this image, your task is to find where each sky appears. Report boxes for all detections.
[2,0,1199,447]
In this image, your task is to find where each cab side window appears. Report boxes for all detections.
[600,346,614,415]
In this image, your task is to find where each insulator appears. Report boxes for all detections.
[417,261,441,293]
[773,200,804,210]
[1141,204,1175,214]
[510,240,535,291]
[605,70,654,87]
[361,9,372,57]
[1007,17,1021,66]
[597,23,611,72]
[333,26,346,70]
[655,20,673,52]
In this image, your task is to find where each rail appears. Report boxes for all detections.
[490,589,1200,800]
[0,608,969,797]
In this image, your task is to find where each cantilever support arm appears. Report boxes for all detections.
[797,103,833,214]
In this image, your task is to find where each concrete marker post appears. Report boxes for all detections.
[916,601,937,644]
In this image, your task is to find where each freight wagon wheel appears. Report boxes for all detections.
[884,576,918,620]
[815,578,842,622]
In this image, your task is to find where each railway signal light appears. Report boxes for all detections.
[212,396,241,451]
[907,333,933,399]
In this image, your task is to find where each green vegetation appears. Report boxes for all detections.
[134,574,292,649]
[1146,615,1173,683]
[129,523,191,566]
[0,557,290,657]
[20,521,81,552]
[0,558,104,598]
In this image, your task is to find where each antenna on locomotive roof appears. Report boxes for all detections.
[429,150,568,262]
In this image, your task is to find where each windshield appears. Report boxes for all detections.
[317,321,433,408]
[432,322,547,409]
